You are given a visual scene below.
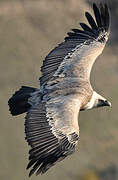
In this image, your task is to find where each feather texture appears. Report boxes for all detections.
[8,3,111,177]
[25,98,80,176]
[40,3,110,86]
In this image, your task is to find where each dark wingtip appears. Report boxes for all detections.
[64,2,110,44]
[95,2,110,32]
[93,3,97,9]
[85,2,110,33]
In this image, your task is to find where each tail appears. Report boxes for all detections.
[8,86,37,116]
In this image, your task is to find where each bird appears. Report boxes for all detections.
[8,3,111,177]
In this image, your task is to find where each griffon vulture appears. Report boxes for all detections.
[8,3,111,176]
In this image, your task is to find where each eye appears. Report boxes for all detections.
[98,99,104,104]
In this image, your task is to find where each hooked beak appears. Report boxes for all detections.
[97,100,111,108]
[105,100,111,107]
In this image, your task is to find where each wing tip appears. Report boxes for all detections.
[66,2,110,42]
[94,2,110,32]
[39,2,111,86]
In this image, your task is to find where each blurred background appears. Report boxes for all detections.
[0,0,118,180]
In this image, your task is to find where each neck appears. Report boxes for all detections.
[84,91,98,110]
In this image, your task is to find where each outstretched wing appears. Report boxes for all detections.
[40,3,110,86]
[25,95,80,176]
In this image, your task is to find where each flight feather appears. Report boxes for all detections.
[40,3,110,86]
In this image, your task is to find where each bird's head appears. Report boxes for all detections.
[94,92,111,108]
[84,91,111,110]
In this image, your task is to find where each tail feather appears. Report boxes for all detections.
[8,86,37,116]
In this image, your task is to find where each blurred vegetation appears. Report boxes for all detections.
[0,0,118,180]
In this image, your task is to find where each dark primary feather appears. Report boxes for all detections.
[39,3,110,86]
[80,23,93,33]
[85,12,98,30]
[25,103,78,176]
[93,4,102,27]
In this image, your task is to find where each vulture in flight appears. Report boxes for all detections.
[8,3,111,176]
